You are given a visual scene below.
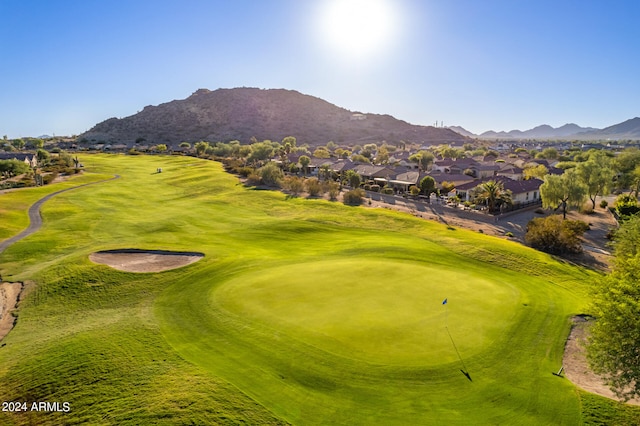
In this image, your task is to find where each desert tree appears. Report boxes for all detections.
[613,148,640,190]
[36,148,50,165]
[540,169,587,219]
[419,176,437,198]
[588,215,640,401]
[194,141,210,157]
[523,163,549,180]
[409,150,434,171]
[318,164,332,181]
[247,141,275,166]
[576,151,615,209]
[298,155,311,176]
[343,169,361,189]
[629,165,640,198]
[313,147,331,159]
[0,159,30,178]
[375,146,389,165]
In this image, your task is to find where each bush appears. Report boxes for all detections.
[325,181,340,201]
[257,162,283,187]
[580,204,594,215]
[381,187,394,195]
[505,232,514,237]
[600,199,609,209]
[283,176,304,195]
[525,215,588,254]
[614,194,640,218]
[370,184,381,192]
[343,188,366,206]
[246,172,262,186]
[42,171,58,185]
[237,166,255,178]
[305,177,323,196]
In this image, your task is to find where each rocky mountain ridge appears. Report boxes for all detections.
[79,88,468,147]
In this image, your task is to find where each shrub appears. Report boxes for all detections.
[525,215,588,254]
[363,184,371,191]
[343,188,366,206]
[600,199,609,209]
[42,171,58,185]
[325,181,340,201]
[283,176,304,195]
[305,177,323,197]
[246,172,262,186]
[580,204,594,215]
[614,194,640,218]
[370,184,381,192]
[237,166,255,178]
[410,185,420,196]
[381,187,394,195]
[257,162,283,187]
[505,232,514,237]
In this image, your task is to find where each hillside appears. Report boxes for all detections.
[577,117,640,140]
[78,88,468,147]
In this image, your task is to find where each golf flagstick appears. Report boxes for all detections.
[443,298,472,381]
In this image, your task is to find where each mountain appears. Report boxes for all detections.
[477,123,597,140]
[445,126,476,138]
[78,88,468,147]
[576,117,640,140]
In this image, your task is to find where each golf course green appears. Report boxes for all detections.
[0,153,637,425]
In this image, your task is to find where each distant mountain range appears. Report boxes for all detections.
[79,88,467,147]
[449,118,640,140]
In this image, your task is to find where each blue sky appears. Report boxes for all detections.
[1,0,639,138]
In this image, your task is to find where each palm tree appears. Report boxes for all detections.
[472,180,512,214]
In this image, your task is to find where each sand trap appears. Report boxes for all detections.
[563,315,640,405]
[89,249,204,273]
[0,282,23,341]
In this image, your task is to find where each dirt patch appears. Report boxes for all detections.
[0,282,23,341]
[89,249,204,273]
[563,316,640,405]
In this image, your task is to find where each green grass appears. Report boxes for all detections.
[0,153,638,424]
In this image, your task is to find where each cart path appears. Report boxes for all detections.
[0,175,120,254]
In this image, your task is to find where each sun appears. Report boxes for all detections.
[316,0,401,63]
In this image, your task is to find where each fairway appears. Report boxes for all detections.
[214,258,518,365]
[1,153,629,425]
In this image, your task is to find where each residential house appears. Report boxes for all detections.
[352,164,395,184]
[452,176,543,205]
[0,153,38,168]
[388,170,421,192]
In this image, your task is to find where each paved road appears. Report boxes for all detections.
[0,175,119,255]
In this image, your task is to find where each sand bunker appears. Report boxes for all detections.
[563,315,640,405]
[0,282,23,341]
[89,249,204,273]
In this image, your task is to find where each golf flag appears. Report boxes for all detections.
[442,298,448,305]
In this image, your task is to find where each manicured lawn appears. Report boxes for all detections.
[0,153,638,425]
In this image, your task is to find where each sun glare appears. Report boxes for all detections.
[316,0,401,63]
